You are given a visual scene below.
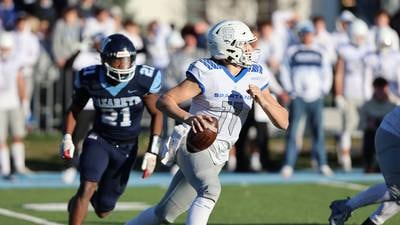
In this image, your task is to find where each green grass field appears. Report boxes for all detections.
[0,183,399,225]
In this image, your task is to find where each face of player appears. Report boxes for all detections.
[109,57,132,70]
[106,56,135,81]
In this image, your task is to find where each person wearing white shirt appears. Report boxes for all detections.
[0,32,30,179]
[332,10,355,51]
[334,18,371,172]
[369,9,399,51]
[13,15,40,122]
[280,21,333,178]
[364,27,400,105]
[82,7,116,40]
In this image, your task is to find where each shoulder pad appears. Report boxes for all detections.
[196,58,221,71]
[136,64,157,78]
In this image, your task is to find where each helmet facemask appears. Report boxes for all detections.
[103,50,136,82]
[228,39,260,67]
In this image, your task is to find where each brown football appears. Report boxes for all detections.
[187,117,218,152]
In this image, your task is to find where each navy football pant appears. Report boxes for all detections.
[79,132,138,212]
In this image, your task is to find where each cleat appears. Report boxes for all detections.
[329,199,352,225]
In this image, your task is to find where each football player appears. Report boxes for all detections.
[329,107,400,225]
[60,33,163,225]
[124,20,288,225]
[334,18,371,172]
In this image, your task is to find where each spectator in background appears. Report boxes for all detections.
[164,24,207,92]
[166,24,184,55]
[32,0,57,27]
[193,20,209,50]
[145,20,170,84]
[313,16,336,64]
[332,10,355,49]
[280,21,333,178]
[360,77,396,173]
[13,13,40,124]
[369,9,399,51]
[109,5,123,32]
[82,7,116,39]
[364,27,400,104]
[257,20,283,74]
[334,19,371,172]
[52,6,81,121]
[52,6,81,69]
[0,0,19,30]
[77,0,96,19]
[122,19,146,65]
[0,32,30,179]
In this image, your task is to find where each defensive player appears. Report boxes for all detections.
[329,106,400,225]
[124,20,288,225]
[59,33,163,225]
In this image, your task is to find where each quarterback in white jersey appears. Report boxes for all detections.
[329,106,400,225]
[125,20,288,225]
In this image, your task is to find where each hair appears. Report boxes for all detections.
[123,19,138,28]
[180,24,197,38]
[256,20,272,32]
[376,9,390,18]
[373,77,388,88]
[312,15,325,24]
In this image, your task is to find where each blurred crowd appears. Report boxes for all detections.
[0,0,400,179]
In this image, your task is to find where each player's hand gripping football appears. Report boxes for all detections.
[141,152,157,178]
[247,84,265,104]
[184,114,215,134]
[60,134,75,160]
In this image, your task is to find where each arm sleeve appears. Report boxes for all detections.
[321,51,333,95]
[72,72,90,107]
[186,62,205,94]
[261,65,282,93]
[279,51,293,93]
[149,70,162,94]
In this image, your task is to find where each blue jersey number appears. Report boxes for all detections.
[101,107,131,127]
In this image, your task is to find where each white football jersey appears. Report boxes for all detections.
[337,43,370,99]
[380,106,400,138]
[0,56,22,110]
[364,49,400,98]
[187,58,270,164]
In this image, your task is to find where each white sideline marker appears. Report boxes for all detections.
[318,180,369,191]
[0,208,64,225]
[23,202,150,211]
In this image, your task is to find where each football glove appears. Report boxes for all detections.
[60,134,75,160]
[141,152,157,178]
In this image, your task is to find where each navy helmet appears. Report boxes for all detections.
[100,34,136,82]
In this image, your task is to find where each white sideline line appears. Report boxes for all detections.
[0,208,64,225]
[318,180,369,191]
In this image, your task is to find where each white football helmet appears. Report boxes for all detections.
[208,20,258,67]
[348,19,369,46]
[376,27,393,51]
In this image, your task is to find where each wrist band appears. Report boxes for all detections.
[148,135,161,155]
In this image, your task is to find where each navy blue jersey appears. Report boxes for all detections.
[73,64,162,143]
